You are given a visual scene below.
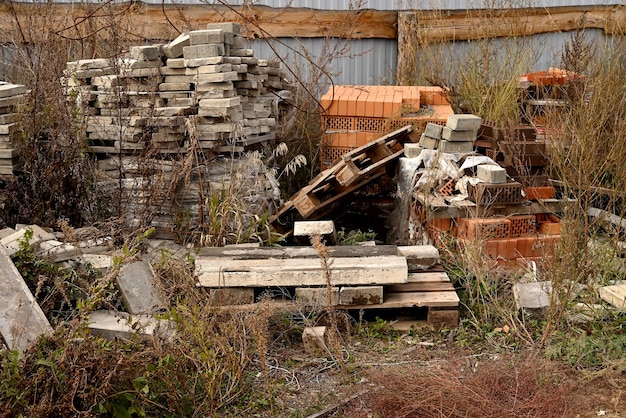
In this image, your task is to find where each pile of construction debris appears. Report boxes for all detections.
[0,220,461,355]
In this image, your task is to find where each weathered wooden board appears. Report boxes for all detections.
[195,255,408,287]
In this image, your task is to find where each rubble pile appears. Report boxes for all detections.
[64,22,290,239]
[391,113,564,267]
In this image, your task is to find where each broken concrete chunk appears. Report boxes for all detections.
[0,227,15,240]
[302,326,328,355]
[37,240,80,262]
[397,245,440,270]
[513,281,552,313]
[599,283,626,309]
[1,227,46,256]
[293,220,337,245]
[79,254,113,273]
[117,261,167,314]
[76,236,113,254]
[86,310,175,341]
[0,245,53,354]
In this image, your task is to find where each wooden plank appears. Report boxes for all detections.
[386,282,455,293]
[195,255,408,287]
[599,284,626,309]
[1,4,622,46]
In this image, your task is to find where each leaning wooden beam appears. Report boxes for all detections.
[195,255,408,287]
[0,4,622,44]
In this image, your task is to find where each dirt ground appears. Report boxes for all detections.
[261,333,626,418]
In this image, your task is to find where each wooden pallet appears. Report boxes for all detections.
[204,270,459,328]
[269,125,413,232]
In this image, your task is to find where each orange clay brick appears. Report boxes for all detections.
[456,218,511,240]
[523,186,555,200]
[508,215,536,237]
[516,236,540,258]
[539,222,561,235]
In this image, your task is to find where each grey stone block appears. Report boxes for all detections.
[296,287,340,306]
[0,83,27,99]
[397,245,440,270]
[293,220,337,245]
[189,29,225,46]
[130,45,162,61]
[441,126,478,142]
[419,133,439,149]
[116,261,167,314]
[195,71,239,83]
[206,22,241,35]
[404,143,423,158]
[423,122,443,139]
[0,245,53,354]
[182,44,225,59]
[163,34,190,59]
[446,114,482,131]
[86,310,175,341]
[439,140,474,154]
[477,164,507,184]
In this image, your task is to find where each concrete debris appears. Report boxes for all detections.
[0,245,53,354]
[86,310,175,341]
[513,281,552,314]
[116,261,167,315]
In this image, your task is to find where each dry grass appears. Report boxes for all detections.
[362,354,580,418]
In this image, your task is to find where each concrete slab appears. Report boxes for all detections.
[0,245,53,354]
[37,240,80,262]
[86,310,175,341]
[1,226,51,256]
[117,261,167,314]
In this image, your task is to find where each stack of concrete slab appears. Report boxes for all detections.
[62,22,290,238]
[418,114,481,154]
[0,82,28,176]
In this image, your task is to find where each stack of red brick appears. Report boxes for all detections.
[424,198,561,266]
